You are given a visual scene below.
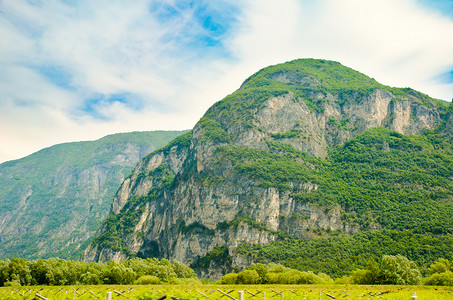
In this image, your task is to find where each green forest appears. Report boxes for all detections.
[1,256,452,287]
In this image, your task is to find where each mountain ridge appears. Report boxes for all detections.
[81,59,452,279]
[0,130,188,260]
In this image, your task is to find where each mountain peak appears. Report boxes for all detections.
[240,59,380,91]
[82,60,452,280]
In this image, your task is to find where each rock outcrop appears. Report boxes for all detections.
[82,59,451,279]
[0,131,186,259]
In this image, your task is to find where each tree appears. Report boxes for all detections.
[237,270,260,284]
[380,255,421,285]
[171,260,197,278]
[429,258,451,275]
[0,259,10,286]
[424,271,453,286]
[102,263,136,284]
[247,263,268,283]
[8,258,32,286]
[222,273,238,284]
[352,258,380,284]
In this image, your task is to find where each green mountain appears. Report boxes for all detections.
[82,59,452,279]
[0,130,187,260]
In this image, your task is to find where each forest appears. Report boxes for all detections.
[0,255,452,287]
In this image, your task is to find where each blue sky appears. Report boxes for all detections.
[0,0,453,163]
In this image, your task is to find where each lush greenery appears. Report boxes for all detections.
[351,255,421,285]
[222,262,333,285]
[237,229,453,278]
[1,284,452,300]
[216,127,453,235]
[85,59,452,283]
[203,59,449,130]
[0,131,187,261]
[424,258,453,286]
[0,257,196,287]
[221,257,453,286]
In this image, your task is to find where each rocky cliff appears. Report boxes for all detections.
[0,131,186,260]
[82,59,452,279]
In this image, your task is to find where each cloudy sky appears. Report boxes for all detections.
[1,0,453,163]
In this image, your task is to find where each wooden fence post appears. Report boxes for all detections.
[238,290,244,300]
[106,291,112,300]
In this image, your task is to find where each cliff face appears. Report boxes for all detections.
[83,59,452,279]
[0,131,186,260]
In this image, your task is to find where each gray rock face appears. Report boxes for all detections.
[82,59,449,279]
[0,131,186,259]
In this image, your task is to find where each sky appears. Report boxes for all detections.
[1,0,453,163]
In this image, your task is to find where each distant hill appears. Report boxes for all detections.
[82,59,452,279]
[0,130,187,260]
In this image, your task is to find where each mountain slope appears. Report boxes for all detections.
[0,130,187,259]
[82,59,452,279]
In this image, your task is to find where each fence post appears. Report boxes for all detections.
[263,291,266,300]
[106,291,112,300]
[239,290,244,300]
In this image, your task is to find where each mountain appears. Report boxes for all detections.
[0,130,187,260]
[82,59,453,279]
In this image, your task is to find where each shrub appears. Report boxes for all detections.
[424,271,453,286]
[237,270,260,284]
[4,279,21,287]
[351,269,374,284]
[335,275,352,284]
[265,272,280,284]
[135,275,161,285]
[222,273,238,284]
[429,258,451,275]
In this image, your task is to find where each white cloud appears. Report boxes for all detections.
[230,0,453,99]
[0,0,452,163]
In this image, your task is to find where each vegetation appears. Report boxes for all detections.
[0,257,196,286]
[221,263,333,284]
[83,59,452,285]
[236,230,453,278]
[424,258,453,286]
[352,255,421,285]
[0,130,187,261]
[203,59,448,131]
[1,284,452,300]
[214,127,452,233]
[93,164,177,254]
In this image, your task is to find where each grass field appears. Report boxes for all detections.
[0,284,452,299]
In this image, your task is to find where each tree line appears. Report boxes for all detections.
[221,255,453,286]
[0,257,197,287]
[0,255,451,287]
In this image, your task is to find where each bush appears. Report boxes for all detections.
[429,258,451,275]
[277,270,303,284]
[317,272,334,283]
[237,270,260,284]
[265,272,280,284]
[351,269,374,284]
[4,279,21,287]
[424,271,453,286]
[335,275,352,284]
[135,275,161,285]
[222,273,238,284]
[297,272,326,284]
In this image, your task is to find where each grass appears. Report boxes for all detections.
[0,284,452,299]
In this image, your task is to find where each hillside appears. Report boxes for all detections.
[0,130,187,260]
[82,59,452,279]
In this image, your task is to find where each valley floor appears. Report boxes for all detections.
[1,284,452,299]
